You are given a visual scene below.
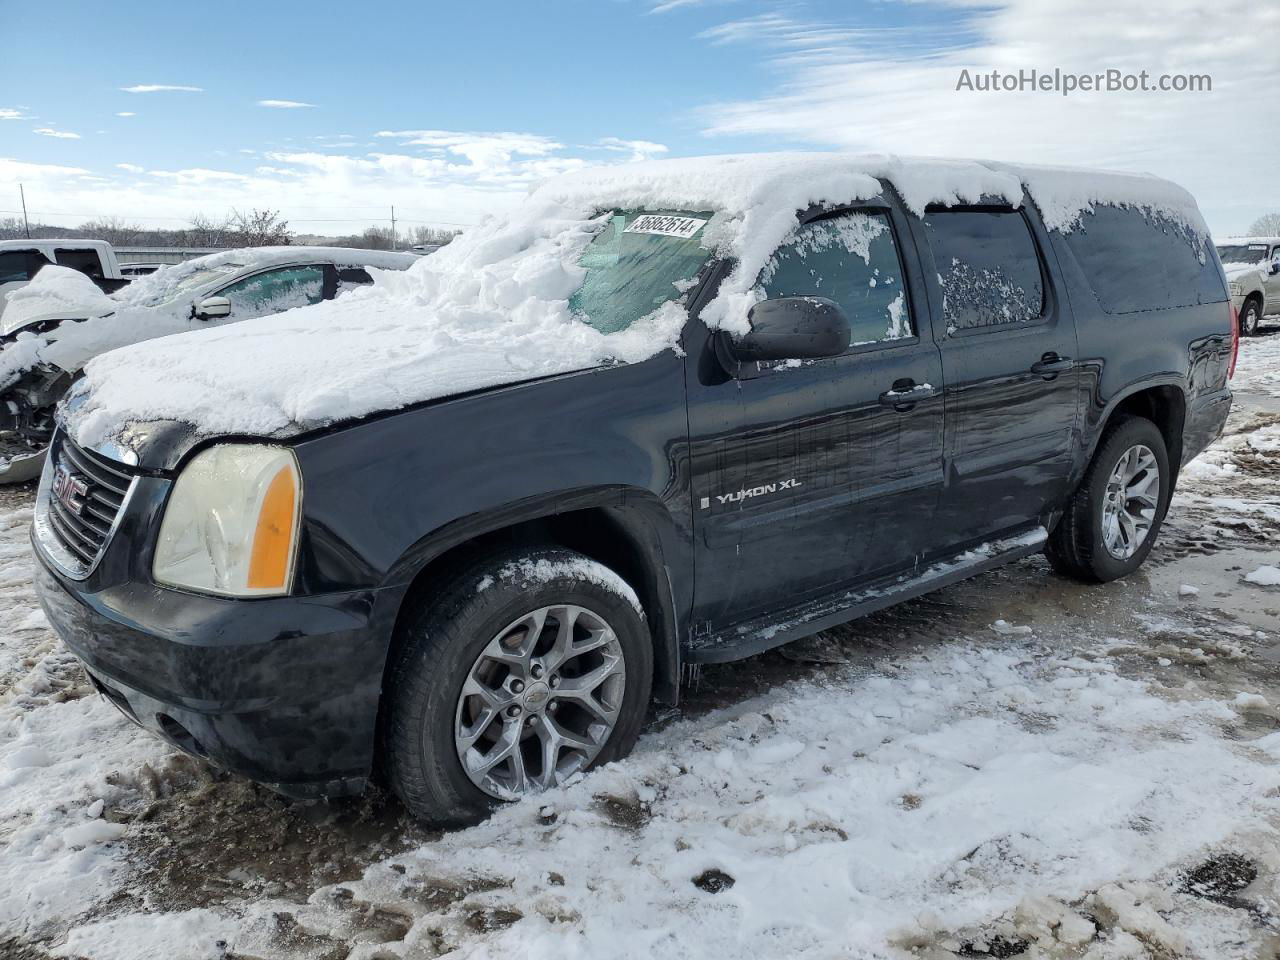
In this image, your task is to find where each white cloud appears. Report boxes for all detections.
[120,84,203,93]
[597,137,670,161]
[115,163,144,173]
[33,128,80,140]
[115,112,136,118]
[257,99,315,109]
[1,108,32,121]
[696,0,1280,233]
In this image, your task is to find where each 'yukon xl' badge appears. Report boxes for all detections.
[52,464,90,517]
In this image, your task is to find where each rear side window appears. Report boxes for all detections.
[760,210,913,346]
[1062,205,1225,314]
[55,247,104,278]
[922,209,1045,333]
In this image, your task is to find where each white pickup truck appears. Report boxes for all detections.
[0,239,129,322]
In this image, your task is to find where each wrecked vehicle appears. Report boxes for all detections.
[32,154,1235,824]
[0,247,416,481]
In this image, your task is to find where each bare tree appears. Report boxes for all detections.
[410,225,461,246]
[1247,213,1280,236]
[179,213,236,247]
[361,226,396,250]
[77,216,143,246]
[230,208,292,246]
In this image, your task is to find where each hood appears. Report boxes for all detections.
[1221,261,1263,282]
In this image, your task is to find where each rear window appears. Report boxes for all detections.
[921,209,1045,333]
[55,247,104,278]
[1062,205,1225,314]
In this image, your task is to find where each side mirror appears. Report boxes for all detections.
[194,296,231,320]
[1269,261,1280,276]
[717,297,850,373]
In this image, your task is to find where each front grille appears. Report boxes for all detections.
[43,436,137,570]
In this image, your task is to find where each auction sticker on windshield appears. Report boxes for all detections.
[624,215,707,239]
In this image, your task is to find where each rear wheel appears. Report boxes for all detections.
[1240,298,1262,337]
[1046,415,1171,583]
[382,546,653,825]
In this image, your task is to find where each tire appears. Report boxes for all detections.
[1240,298,1262,337]
[382,546,653,825]
[1046,415,1171,583]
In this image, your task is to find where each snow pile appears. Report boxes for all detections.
[60,154,1209,448]
[1243,565,1280,587]
[1,266,113,334]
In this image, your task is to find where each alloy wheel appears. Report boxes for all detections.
[1101,443,1160,560]
[454,604,626,798]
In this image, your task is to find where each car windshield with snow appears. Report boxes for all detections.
[0,246,417,482]
[30,154,1236,824]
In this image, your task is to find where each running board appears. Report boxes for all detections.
[687,526,1049,665]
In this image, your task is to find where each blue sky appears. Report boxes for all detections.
[1,0,1276,234]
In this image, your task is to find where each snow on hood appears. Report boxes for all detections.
[64,153,1209,449]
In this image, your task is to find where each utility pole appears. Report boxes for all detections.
[390,205,397,249]
[19,184,31,239]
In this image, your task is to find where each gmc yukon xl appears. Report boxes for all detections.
[31,155,1236,824]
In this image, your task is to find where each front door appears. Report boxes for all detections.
[910,203,1081,551]
[686,200,945,632]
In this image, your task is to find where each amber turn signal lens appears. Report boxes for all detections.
[248,465,299,590]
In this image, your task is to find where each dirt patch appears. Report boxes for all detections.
[120,764,433,912]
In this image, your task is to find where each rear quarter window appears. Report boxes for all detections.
[1061,205,1225,314]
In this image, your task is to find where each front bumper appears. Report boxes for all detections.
[33,532,395,798]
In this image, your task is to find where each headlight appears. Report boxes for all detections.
[1228,281,1242,296]
[154,445,301,597]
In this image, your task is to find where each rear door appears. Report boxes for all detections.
[910,202,1080,551]
[687,198,945,631]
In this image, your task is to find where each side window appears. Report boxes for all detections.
[336,266,373,297]
[55,248,104,278]
[760,210,912,347]
[0,250,40,284]
[218,265,325,320]
[922,209,1045,333]
[1061,205,1224,314]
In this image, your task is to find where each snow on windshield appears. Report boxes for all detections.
[64,153,1211,447]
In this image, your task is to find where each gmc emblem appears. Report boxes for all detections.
[52,463,90,517]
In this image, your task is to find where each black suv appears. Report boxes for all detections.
[32,157,1236,824]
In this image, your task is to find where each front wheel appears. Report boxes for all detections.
[382,547,653,825]
[1240,299,1262,337]
[1046,415,1171,583]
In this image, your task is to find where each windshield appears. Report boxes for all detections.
[1216,244,1269,265]
[569,211,713,334]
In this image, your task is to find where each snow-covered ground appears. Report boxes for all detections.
[3,334,1280,960]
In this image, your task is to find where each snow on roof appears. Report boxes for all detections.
[65,153,1209,449]
[1217,236,1280,245]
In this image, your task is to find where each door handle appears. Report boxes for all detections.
[879,380,939,411]
[1031,353,1073,378]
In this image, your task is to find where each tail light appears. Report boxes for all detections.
[1228,302,1239,380]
